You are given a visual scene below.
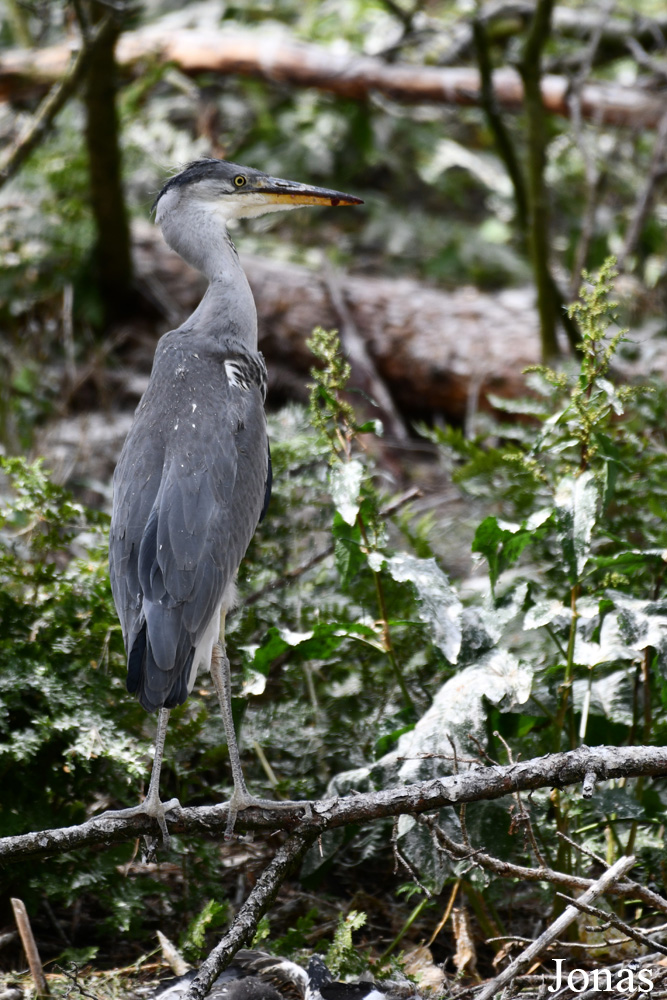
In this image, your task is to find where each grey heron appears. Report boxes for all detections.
[108,158,362,840]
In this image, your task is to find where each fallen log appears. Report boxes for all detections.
[1,22,665,129]
[132,221,541,424]
[133,224,667,425]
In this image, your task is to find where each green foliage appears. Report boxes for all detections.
[2,264,667,961]
[181,899,231,963]
[423,262,667,891]
[325,910,368,978]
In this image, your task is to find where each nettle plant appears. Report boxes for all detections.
[420,259,667,883]
[287,262,667,898]
[2,261,666,945]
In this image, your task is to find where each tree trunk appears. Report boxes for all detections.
[82,2,133,326]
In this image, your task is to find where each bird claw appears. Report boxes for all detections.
[222,794,313,839]
[102,796,182,848]
[144,795,182,848]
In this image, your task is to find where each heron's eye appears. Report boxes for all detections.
[234,175,247,188]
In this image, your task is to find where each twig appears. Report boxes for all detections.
[56,964,99,1000]
[474,855,636,1000]
[556,892,667,957]
[625,36,667,84]
[419,804,667,917]
[391,818,433,897]
[556,829,606,867]
[11,897,49,997]
[0,15,116,189]
[183,831,316,1000]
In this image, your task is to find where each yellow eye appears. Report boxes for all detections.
[234,175,247,188]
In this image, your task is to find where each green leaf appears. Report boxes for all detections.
[374,724,414,758]
[248,621,381,676]
[332,512,365,586]
[383,552,462,663]
[356,419,383,435]
[181,899,230,962]
[554,471,599,582]
[593,432,623,508]
[472,516,535,591]
[329,459,364,526]
[325,910,368,977]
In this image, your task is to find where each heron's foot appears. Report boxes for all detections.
[103,795,181,847]
[223,790,312,840]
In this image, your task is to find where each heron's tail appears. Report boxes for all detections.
[126,623,194,712]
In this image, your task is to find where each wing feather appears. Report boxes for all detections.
[109,331,269,712]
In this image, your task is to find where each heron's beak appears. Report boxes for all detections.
[253,176,363,208]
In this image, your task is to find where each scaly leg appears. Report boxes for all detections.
[104,707,180,845]
[211,615,311,839]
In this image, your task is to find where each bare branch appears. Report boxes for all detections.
[556,892,667,957]
[2,744,667,867]
[475,855,636,1000]
[0,15,116,190]
[617,109,667,271]
[183,832,317,1000]
[419,807,667,916]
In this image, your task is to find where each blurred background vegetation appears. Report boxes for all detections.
[2,0,667,993]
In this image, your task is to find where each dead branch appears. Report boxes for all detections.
[419,811,667,916]
[556,892,667,957]
[0,15,116,190]
[183,832,316,1000]
[11,897,49,998]
[1,23,665,130]
[475,855,636,1000]
[1,744,666,866]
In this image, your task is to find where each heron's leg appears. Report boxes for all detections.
[141,707,179,843]
[210,635,250,837]
[103,707,180,846]
[210,619,312,839]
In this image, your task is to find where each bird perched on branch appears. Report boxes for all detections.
[109,158,362,840]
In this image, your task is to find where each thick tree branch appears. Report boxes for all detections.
[1,744,666,865]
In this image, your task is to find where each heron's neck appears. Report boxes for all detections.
[161,208,258,351]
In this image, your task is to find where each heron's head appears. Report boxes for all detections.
[153,158,363,227]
